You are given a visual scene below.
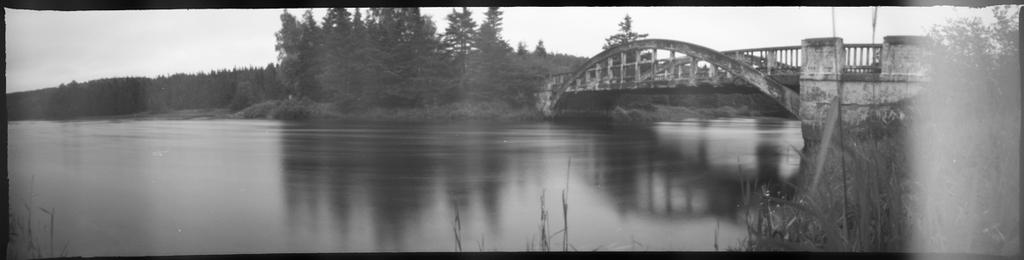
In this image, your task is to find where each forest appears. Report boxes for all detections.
[6,7,587,120]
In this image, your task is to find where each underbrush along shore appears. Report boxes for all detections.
[234,99,545,121]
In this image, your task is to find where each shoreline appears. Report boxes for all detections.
[9,103,796,123]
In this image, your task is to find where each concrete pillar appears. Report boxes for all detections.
[799,37,845,144]
[767,50,777,75]
[881,36,930,83]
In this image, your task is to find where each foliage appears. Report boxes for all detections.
[910,6,1020,255]
[738,6,1021,254]
[7,65,282,120]
[603,14,649,50]
[8,7,592,121]
[275,10,323,99]
[442,7,477,77]
[516,41,529,55]
[928,6,1018,74]
[534,40,548,56]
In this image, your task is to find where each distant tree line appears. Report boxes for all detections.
[7,7,586,120]
[7,66,283,120]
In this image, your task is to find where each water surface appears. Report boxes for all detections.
[8,118,802,256]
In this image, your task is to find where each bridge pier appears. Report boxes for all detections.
[799,36,930,145]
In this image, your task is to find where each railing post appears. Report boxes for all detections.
[689,60,699,85]
[634,50,642,83]
[584,67,591,83]
[670,51,676,79]
[606,58,613,84]
[619,52,626,84]
[652,49,659,81]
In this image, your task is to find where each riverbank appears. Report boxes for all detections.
[62,108,236,121]
[233,99,544,122]
[16,95,793,123]
[609,104,793,122]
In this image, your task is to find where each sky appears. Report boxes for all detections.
[4,6,1013,93]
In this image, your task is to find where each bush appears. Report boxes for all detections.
[235,100,280,119]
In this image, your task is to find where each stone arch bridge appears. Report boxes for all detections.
[536,36,930,143]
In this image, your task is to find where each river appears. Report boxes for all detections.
[8,118,803,256]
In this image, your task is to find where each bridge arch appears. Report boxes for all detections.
[544,39,801,118]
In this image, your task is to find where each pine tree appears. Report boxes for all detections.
[603,14,649,50]
[476,7,511,55]
[466,7,516,101]
[297,10,324,99]
[442,8,477,67]
[534,40,547,56]
[320,8,354,100]
[516,41,529,55]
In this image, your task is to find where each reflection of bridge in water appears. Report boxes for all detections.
[582,119,802,221]
[277,120,802,250]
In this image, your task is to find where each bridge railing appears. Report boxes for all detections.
[843,44,882,74]
[549,42,884,93]
[721,46,803,75]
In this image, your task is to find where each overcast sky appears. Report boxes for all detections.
[5,6,1010,93]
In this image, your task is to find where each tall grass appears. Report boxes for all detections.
[539,190,550,251]
[519,157,574,252]
[8,175,69,260]
[562,157,571,252]
[741,98,911,252]
[452,203,463,252]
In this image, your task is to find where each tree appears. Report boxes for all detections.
[297,10,324,99]
[476,7,512,55]
[534,40,547,56]
[441,7,478,94]
[362,8,452,107]
[274,10,301,97]
[342,7,387,106]
[603,14,648,50]
[928,6,1018,76]
[516,41,529,55]
[442,7,477,62]
[319,8,355,100]
[274,9,323,100]
[463,7,516,101]
[914,6,1020,255]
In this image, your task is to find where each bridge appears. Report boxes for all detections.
[537,36,930,143]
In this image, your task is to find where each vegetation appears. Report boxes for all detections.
[7,7,587,121]
[603,14,649,50]
[270,7,583,111]
[609,93,796,122]
[909,5,1019,255]
[6,66,283,120]
[740,6,1019,255]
